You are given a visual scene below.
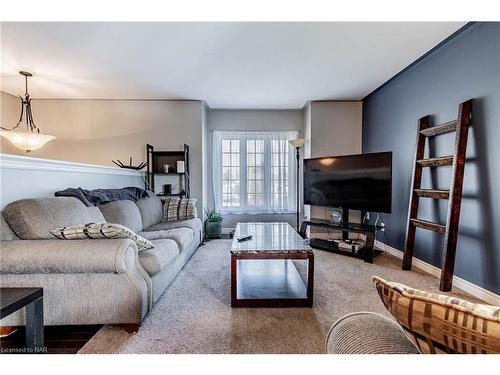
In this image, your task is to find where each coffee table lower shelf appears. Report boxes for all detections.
[230,253,314,308]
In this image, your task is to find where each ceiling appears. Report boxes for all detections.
[0,22,465,109]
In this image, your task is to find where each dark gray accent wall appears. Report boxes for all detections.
[362,22,500,294]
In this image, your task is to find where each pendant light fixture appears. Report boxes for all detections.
[0,71,55,153]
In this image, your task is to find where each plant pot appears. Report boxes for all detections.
[205,221,222,239]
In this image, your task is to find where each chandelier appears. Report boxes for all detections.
[0,71,55,153]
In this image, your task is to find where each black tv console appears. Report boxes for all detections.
[299,218,384,263]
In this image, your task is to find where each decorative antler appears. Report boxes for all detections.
[111,157,148,170]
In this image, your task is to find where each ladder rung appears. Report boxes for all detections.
[417,156,454,167]
[414,189,450,199]
[420,121,457,136]
[410,218,446,233]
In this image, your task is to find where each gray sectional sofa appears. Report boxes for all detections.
[0,191,202,329]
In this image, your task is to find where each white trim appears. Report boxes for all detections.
[375,240,500,306]
[221,227,234,235]
[0,153,143,177]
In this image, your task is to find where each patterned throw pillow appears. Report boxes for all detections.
[163,197,197,221]
[50,223,154,251]
[372,276,500,354]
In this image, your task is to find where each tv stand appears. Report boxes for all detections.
[299,218,383,263]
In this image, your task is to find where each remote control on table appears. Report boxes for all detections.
[237,235,253,242]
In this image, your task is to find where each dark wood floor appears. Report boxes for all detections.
[0,325,102,354]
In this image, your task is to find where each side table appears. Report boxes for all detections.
[0,288,44,353]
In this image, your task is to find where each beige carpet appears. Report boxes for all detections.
[79,239,481,354]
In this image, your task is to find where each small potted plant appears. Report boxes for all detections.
[205,209,223,239]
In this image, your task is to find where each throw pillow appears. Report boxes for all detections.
[163,197,197,221]
[163,197,180,221]
[372,276,500,354]
[50,222,154,251]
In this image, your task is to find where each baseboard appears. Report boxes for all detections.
[375,240,500,306]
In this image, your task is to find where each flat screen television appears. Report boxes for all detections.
[303,151,392,213]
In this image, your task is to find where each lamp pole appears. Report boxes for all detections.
[289,138,305,232]
[295,146,301,232]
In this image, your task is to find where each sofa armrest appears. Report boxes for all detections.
[0,239,139,274]
[326,312,420,354]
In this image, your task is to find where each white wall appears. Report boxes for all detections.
[207,109,304,228]
[0,92,206,216]
[0,154,143,209]
[309,101,362,158]
[0,93,362,223]
[201,102,209,220]
[0,91,19,131]
[306,101,363,235]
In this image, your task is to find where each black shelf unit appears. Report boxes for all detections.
[146,144,190,198]
[299,212,384,263]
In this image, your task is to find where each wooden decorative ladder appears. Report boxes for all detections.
[402,99,472,292]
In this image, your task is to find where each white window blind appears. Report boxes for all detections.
[213,130,298,214]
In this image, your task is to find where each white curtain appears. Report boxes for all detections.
[212,130,298,214]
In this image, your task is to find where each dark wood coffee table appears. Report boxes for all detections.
[0,288,44,353]
[230,222,314,308]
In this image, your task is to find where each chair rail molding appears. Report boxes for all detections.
[0,153,144,209]
[0,153,143,177]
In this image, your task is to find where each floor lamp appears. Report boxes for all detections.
[288,138,305,231]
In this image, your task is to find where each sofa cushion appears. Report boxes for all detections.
[1,212,19,241]
[138,239,180,276]
[373,276,500,354]
[139,228,194,252]
[3,197,106,240]
[99,200,143,233]
[144,218,202,237]
[135,191,163,228]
